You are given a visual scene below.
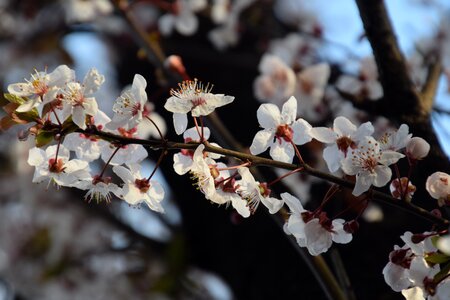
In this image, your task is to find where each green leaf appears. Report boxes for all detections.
[425,252,450,265]
[3,93,26,105]
[35,130,55,147]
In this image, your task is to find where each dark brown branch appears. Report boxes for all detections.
[79,126,450,227]
[354,0,422,118]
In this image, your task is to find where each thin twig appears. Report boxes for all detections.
[421,57,442,113]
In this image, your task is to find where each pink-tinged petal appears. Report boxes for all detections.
[353,171,375,196]
[310,127,337,144]
[352,122,374,141]
[173,113,188,135]
[231,197,251,218]
[27,147,45,166]
[270,141,294,163]
[323,145,343,173]
[331,219,353,244]
[281,192,305,214]
[72,106,86,129]
[373,165,392,187]
[333,116,356,136]
[379,150,404,166]
[250,129,274,155]
[112,165,134,184]
[257,103,281,129]
[292,118,312,145]
[281,96,297,124]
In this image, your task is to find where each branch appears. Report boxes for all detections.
[354,0,422,117]
[80,126,450,227]
[421,57,442,113]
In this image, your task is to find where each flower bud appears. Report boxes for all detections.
[426,172,450,206]
[406,137,430,160]
[164,55,186,77]
[389,177,416,201]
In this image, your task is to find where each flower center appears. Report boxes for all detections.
[32,79,49,96]
[134,178,150,193]
[389,248,413,268]
[299,76,314,94]
[191,97,207,108]
[48,158,65,173]
[275,124,293,142]
[336,136,356,153]
[258,182,271,198]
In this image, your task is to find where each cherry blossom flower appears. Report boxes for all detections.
[59,68,104,129]
[237,167,284,214]
[342,137,404,196]
[158,0,207,36]
[295,63,330,122]
[164,79,234,134]
[108,74,148,130]
[268,33,319,69]
[74,175,121,203]
[426,172,450,206]
[208,166,250,218]
[63,110,111,162]
[173,127,221,175]
[283,192,352,256]
[310,116,374,173]
[253,54,296,104]
[336,56,383,100]
[379,124,412,152]
[189,144,218,198]
[250,96,312,163]
[113,164,165,213]
[27,145,90,187]
[8,65,75,113]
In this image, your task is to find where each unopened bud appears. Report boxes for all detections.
[165,55,186,77]
[411,233,426,244]
[406,137,430,160]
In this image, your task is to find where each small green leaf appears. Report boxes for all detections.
[3,93,26,105]
[425,252,450,265]
[35,130,55,147]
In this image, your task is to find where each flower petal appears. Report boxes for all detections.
[250,130,274,155]
[257,103,281,129]
[173,113,188,135]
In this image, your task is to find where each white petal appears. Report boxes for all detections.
[352,122,374,141]
[281,96,297,124]
[231,197,251,218]
[281,192,305,214]
[27,147,45,167]
[401,287,424,300]
[323,145,343,173]
[175,12,198,35]
[310,127,337,144]
[353,171,375,196]
[257,103,281,129]
[331,219,353,244]
[250,130,274,155]
[173,153,193,175]
[158,14,175,36]
[270,141,294,163]
[379,150,404,166]
[291,118,312,145]
[173,113,188,135]
[261,196,284,214]
[113,165,135,183]
[72,106,86,129]
[83,68,105,94]
[333,116,356,136]
[304,220,333,256]
[373,166,392,187]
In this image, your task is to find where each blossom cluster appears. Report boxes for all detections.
[383,232,450,299]
[3,64,450,300]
